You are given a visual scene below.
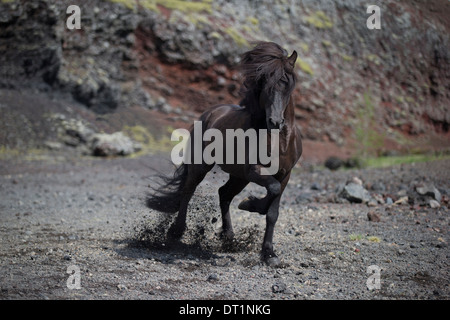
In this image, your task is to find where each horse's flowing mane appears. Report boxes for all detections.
[239,42,297,114]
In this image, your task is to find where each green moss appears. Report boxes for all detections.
[405,96,415,104]
[299,42,309,53]
[225,27,249,48]
[242,25,254,34]
[395,95,405,104]
[209,31,222,40]
[109,0,212,14]
[321,40,332,47]
[0,146,20,159]
[295,57,314,76]
[306,10,333,29]
[140,0,160,12]
[0,146,51,161]
[366,54,381,65]
[122,125,176,156]
[363,154,450,168]
[156,0,212,14]
[190,13,210,26]
[367,236,381,243]
[340,53,353,62]
[109,0,136,11]
[247,16,259,26]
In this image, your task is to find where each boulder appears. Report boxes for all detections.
[429,200,440,209]
[63,119,95,144]
[325,156,343,170]
[367,211,381,222]
[91,132,142,156]
[340,182,371,203]
[407,183,442,206]
[415,184,442,203]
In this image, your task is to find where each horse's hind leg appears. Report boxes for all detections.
[167,164,212,241]
[218,175,248,240]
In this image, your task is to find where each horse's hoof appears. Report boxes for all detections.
[238,196,253,210]
[218,228,235,241]
[167,225,184,242]
[265,256,281,268]
[238,196,265,214]
[220,232,235,251]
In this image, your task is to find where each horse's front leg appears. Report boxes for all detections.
[238,166,281,214]
[261,172,290,267]
[261,194,281,267]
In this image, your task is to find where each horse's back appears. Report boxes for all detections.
[204,104,245,116]
[201,104,251,131]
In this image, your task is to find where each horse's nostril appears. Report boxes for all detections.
[270,118,277,127]
[269,117,284,129]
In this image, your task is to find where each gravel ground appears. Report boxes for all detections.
[0,153,449,300]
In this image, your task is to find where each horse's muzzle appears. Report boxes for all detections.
[268,117,285,130]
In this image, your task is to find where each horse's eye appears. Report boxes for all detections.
[280,74,290,84]
[279,79,289,90]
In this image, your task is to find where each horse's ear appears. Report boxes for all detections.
[287,50,298,69]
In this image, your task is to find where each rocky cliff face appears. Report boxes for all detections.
[1,0,449,159]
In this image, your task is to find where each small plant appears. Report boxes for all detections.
[349,234,364,241]
[367,236,381,243]
[349,234,381,242]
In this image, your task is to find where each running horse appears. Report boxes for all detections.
[147,42,302,267]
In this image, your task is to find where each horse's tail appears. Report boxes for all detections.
[147,163,188,214]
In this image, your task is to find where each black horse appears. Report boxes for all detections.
[147,42,302,267]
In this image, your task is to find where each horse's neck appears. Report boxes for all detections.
[280,98,296,155]
[240,90,260,112]
[284,97,295,127]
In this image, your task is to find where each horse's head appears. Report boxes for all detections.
[240,42,297,130]
[259,50,297,130]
